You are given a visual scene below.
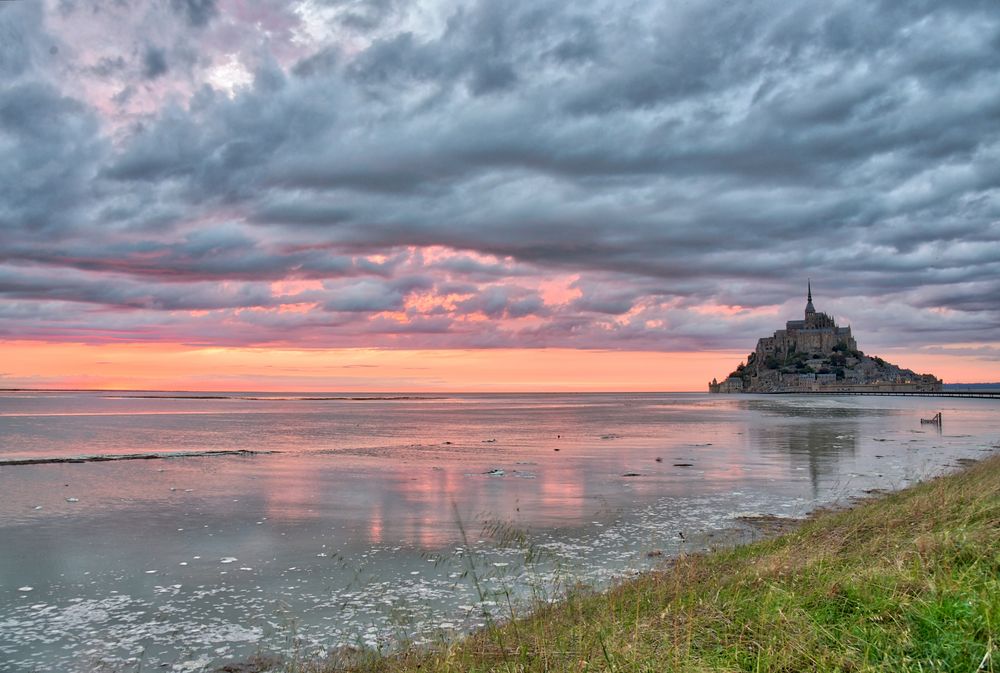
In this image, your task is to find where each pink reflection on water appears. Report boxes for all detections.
[8,392,961,557]
[369,503,383,545]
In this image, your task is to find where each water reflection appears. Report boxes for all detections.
[737,396,896,419]
[2,393,998,673]
[751,419,859,495]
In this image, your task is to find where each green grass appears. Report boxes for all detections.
[296,455,1000,673]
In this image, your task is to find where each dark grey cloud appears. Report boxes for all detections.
[322,275,433,312]
[455,286,548,319]
[170,0,218,27]
[323,280,408,312]
[570,285,637,316]
[2,0,1000,356]
[429,254,534,281]
[0,266,277,311]
[142,46,168,79]
[0,81,104,237]
[0,232,366,283]
[89,55,128,78]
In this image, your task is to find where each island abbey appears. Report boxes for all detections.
[709,283,942,393]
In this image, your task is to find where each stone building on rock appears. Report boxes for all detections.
[709,283,942,394]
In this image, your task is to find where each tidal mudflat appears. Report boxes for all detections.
[1,392,997,672]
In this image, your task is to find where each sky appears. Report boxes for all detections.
[1,0,999,391]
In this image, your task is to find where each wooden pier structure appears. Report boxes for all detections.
[767,390,1000,399]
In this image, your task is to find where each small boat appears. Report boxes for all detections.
[920,412,942,425]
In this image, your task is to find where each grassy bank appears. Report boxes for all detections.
[285,455,1000,673]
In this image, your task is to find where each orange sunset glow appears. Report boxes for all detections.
[0,341,736,391]
[1,341,994,392]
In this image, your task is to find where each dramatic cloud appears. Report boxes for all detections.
[1,0,999,355]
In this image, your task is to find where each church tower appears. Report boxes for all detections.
[805,279,815,316]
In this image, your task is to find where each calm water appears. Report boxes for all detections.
[1,392,997,672]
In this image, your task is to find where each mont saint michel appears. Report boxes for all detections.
[709,283,942,394]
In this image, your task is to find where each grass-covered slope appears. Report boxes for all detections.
[331,454,999,673]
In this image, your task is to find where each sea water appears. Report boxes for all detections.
[1,392,997,672]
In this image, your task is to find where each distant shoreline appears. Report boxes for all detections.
[4,386,1000,396]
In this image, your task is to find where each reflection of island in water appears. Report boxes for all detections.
[750,416,859,495]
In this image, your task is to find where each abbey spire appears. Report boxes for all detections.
[805,279,815,315]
